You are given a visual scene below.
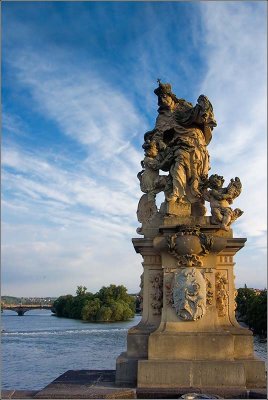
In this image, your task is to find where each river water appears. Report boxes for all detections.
[2,310,141,390]
[1,310,267,390]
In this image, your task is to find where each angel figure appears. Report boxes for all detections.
[203,174,243,231]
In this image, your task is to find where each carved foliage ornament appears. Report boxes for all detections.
[206,277,213,305]
[177,254,203,268]
[216,272,228,317]
[139,273,144,311]
[165,275,174,306]
[150,273,163,315]
[234,289,238,311]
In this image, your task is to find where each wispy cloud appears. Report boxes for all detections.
[199,3,266,157]
[2,111,29,138]
[2,49,147,296]
[198,1,267,287]
[2,2,266,296]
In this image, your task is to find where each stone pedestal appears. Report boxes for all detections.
[116,80,265,395]
[116,240,162,386]
[115,216,266,391]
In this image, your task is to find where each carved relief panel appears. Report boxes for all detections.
[215,272,229,317]
[164,271,174,306]
[173,267,206,321]
[206,277,214,305]
[234,289,238,311]
[164,265,214,320]
[149,272,163,315]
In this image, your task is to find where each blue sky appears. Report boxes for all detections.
[2,1,267,297]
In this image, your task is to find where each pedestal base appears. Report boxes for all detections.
[137,359,266,389]
[119,226,267,395]
[116,352,140,386]
[148,330,255,360]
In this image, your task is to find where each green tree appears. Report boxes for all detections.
[247,290,267,335]
[53,295,74,317]
[69,292,94,319]
[82,298,101,321]
[54,284,135,322]
[235,288,267,336]
[236,287,256,320]
[97,285,131,303]
[96,305,113,321]
[76,286,87,296]
[109,299,135,321]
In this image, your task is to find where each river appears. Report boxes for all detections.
[1,310,267,391]
[2,310,141,390]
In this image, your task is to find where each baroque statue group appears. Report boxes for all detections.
[115,81,266,396]
[137,79,243,232]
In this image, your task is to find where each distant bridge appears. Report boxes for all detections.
[2,304,55,316]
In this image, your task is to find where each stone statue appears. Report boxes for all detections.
[137,141,167,203]
[136,80,243,232]
[202,174,243,230]
[116,81,266,393]
[136,140,167,228]
[141,80,217,217]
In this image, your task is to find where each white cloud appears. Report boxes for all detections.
[199,2,267,288]
[1,214,142,297]
[2,146,139,219]
[2,140,142,296]
[2,2,266,297]
[10,51,147,153]
[2,111,29,137]
[199,3,267,227]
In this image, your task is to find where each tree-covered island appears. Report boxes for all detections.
[236,286,267,337]
[53,285,136,322]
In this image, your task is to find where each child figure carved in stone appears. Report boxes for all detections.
[203,174,243,231]
[136,141,167,227]
[137,141,166,202]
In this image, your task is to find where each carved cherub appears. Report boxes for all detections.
[137,141,167,202]
[202,174,243,231]
[136,141,168,228]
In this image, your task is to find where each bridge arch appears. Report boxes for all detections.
[2,305,54,316]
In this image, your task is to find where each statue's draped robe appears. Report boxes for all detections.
[153,99,215,204]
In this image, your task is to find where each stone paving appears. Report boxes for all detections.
[1,370,267,399]
[2,390,39,399]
